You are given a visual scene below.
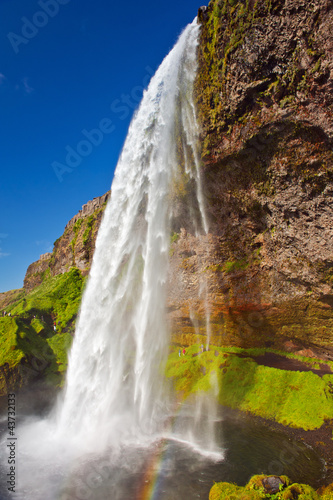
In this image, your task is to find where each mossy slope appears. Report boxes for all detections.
[0,268,85,394]
[166,345,333,431]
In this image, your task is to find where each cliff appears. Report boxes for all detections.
[167,0,333,357]
[23,192,110,291]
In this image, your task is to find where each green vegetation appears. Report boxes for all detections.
[73,218,83,234]
[169,232,180,256]
[195,0,329,159]
[83,215,94,247]
[0,317,25,367]
[9,267,85,330]
[71,218,83,261]
[166,345,333,431]
[46,332,74,385]
[0,268,85,389]
[195,0,267,155]
[170,232,180,245]
[209,475,332,500]
[224,257,249,273]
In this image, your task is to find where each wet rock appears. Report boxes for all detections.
[262,476,284,494]
[167,0,333,355]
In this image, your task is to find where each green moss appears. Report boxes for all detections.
[46,332,73,385]
[169,232,180,256]
[83,215,94,246]
[194,0,267,156]
[311,57,322,75]
[224,257,249,273]
[223,246,261,273]
[30,318,45,334]
[9,268,85,329]
[170,232,180,245]
[205,264,224,272]
[0,318,24,367]
[281,484,319,499]
[195,0,328,158]
[0,269,85,390]
[73,218,83,233]
[279,96,296,109]
[319,484,333,500]
[210,476,321,500]
[210,482,246,500]
[166,345,333,431]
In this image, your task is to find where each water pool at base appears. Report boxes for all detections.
[0,397,325,500]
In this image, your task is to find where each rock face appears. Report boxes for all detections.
[64,192,110,231]
[167,0,333,354]
[23,192,110,291]
[24,253,53,292]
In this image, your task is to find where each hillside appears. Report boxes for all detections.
[0,192,109,395]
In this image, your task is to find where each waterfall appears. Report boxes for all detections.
[2,19,223,500]
[55,18,208,450]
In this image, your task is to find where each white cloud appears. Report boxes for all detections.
[0,75,34,95]
[0,248,10,258]
[36,240,52,252]
[0,235,10,257]
[22,77,34,94]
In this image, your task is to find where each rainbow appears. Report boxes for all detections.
[136,438,169,500]
[135,403,180,500]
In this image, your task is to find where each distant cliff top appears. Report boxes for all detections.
[65,191,110,230]
[23,191,110,291]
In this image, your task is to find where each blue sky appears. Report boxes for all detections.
[0,0,203,293]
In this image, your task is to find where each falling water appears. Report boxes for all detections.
[55,18,210,450]
[1,18,224,500]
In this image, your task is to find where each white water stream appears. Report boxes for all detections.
[55,18,210,450]
[1,19,223,500]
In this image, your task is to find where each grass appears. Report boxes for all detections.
[0,317,24,367]
[8,267,85,329]
[0,268,84,388]
[166,345,333,431]
[46,332,74,385]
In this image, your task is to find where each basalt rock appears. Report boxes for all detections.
[167,0,333,356]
